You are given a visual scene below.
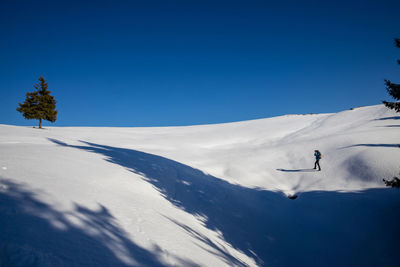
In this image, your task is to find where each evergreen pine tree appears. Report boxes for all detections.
[17,76,57,128]
[383,38,400,112]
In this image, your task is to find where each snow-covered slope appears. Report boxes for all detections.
[1,104,399,266]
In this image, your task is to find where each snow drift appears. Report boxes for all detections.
[0,104,399,266]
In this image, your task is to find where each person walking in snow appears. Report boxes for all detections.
[313,150,321,171]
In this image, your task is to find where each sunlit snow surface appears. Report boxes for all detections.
[1,105,399,266]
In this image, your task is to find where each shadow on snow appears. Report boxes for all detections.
[375,116,400,120]
[342,144,400,148]
[276,169,317,173]
[47,139,400,266]
[0,179,198,267]
[378,125,400,127]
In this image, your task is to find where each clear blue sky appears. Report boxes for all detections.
[1,0,399,127]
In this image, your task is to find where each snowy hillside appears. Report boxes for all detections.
[1,104,400,266]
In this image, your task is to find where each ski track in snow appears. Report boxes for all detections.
[0,105,400,266]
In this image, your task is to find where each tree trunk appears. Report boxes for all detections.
[39,118,42,129]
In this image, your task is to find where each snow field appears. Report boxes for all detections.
[1,104,400,266]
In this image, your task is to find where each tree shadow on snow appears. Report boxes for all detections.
[342,144,400,148]
[376,125,400,128]
[0,179,198,267]
[375,116,400,120]
[49,139,400,267]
